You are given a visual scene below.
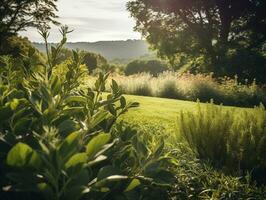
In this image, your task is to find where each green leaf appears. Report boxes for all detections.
[65,96,87,104]
[87,155,107,167]
[10,99,20,110]
[86,133,111,159]
[124,179,141,192]
[97,166,121,181]
[120,96,126,108]
[87,111,108,130]
[65,153,87,169]
[58,119,78,135]
[7,142,41,169]
[51,75,61,95]
[107,104,117,116]
[59,132,82,160]
[63,107,84,115]
[111,79,119,93]
[94,175,128,188]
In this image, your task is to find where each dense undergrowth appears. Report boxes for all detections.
[120,121,266,199]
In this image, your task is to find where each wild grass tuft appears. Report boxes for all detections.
[178,102,266,184]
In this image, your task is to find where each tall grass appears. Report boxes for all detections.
[178,102,266,184]
[84,72,266,107]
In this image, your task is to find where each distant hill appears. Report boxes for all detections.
[33,40,153,60]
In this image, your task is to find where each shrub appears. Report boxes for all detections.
[178,102,266,184]
[0,27,175,200]
[124,59,168,76]
[119,122,266,199]
[117,73,153,96]
[175,73,222,102]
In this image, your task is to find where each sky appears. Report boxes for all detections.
[20,0,141,42]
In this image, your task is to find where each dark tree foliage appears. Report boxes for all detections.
[125,59,168,76]
[0,0,58,43]
[0,35,45,66]
[81,51,108,73]
[127,0,266,81]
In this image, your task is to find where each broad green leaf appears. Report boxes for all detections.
[7,142,41,169]
[65,153,87,169]
[124,179,141,192]
[86,133,111,159]
[59,132,82,160]
[87,111,108,130]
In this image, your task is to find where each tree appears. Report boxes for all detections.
[81,51,108,73]
[0,0,58,44]
[125,59,168,76]
[0,35,45,66]
[127,0,266,76]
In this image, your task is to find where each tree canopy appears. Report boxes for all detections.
[125,59,168,76]
[127,0,266,77]
[0,0,58,42]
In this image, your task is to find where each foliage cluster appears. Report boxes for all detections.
[52,47,116,74]
[127,0,266,82]
[0,28,175,200]
[0,36,45,64]
[124,59,168,76]
[120,122,266,199]
[178,102,266,185]
[0,0,58,49]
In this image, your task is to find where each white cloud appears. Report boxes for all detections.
[20,0,141,42]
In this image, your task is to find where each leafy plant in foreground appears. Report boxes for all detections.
[0,27,175,200]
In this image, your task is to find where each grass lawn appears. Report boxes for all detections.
[119,94,250,144]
